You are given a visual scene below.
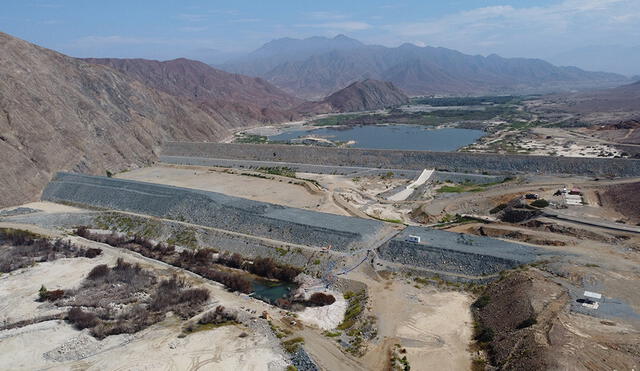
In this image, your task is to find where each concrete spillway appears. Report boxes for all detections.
[387,169,434,201]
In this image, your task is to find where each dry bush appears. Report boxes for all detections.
[67,307,99,329]
[149,276,210,318]
[39,289,65,302]
[198,305,237,325]
[248,257,301,282]
[87,264,109,280]
[0,228,101,273]
[307,292,336,306]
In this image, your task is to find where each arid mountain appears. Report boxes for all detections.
[222,34,364,77]
[83,57,302,123]
[296,79,408,114]
[222,35,629,99]
[323,79,408,112]
[540,80,640,124]
[0,32,262,208]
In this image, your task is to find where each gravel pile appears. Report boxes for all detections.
[290,347,319,371]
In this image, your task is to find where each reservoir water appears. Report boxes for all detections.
[268,124,484,151]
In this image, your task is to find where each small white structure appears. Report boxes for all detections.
[581,291,602,310]
[584,291,602,300]
[406,235,421,243]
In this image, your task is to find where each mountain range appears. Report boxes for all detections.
[222,35,630,99]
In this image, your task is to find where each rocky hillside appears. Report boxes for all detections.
[322,79,408,112]
[0,32,260,208]
[600,182,640,223]
[223,35,629,99]
[83,58,302,123]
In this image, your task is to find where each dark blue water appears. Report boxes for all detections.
[268,125,484,151]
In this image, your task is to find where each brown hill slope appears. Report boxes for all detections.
[600,182,640,223]
[297,79,408,114]
[323,79,408,112]
[0,32,255,208]
[83,58,302,122]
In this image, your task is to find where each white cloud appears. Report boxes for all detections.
[381,0,640,57]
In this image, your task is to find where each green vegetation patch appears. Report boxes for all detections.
[167,227,198,248]
[235,134,269,143]
[282,337,305,353]
[257,166,297,178]
[338,290,366,331]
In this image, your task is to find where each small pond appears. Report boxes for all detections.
[250,278,297,304]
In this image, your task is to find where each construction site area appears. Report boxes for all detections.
[2,142,640,370]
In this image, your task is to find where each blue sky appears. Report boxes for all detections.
[2,0,639,65]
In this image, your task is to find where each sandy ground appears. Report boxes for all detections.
[0,201,86,214]
[301,172,415,223]
[117,165,348,216]
[0,222,290,370]
[297,289,347,331]
[0,317,286,371]
[348,268,473,371]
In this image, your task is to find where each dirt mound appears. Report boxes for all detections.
[473,225,567,246]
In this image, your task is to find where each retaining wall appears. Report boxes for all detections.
[377,226,542,277]
[42,172,389,252]
[162,142,640,177]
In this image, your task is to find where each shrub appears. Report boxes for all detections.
[67,307,99,329]
[531,199,549,208]
[199,305,237,325]
[474,325,494,343]
[489,203,508,214]
[41,289,64,302]
[282,337,305,353]
[516,317,537,329]
[472,295,490,309]
[84,248,102,258]
[87,264,109,280]
[307,292,336,306]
